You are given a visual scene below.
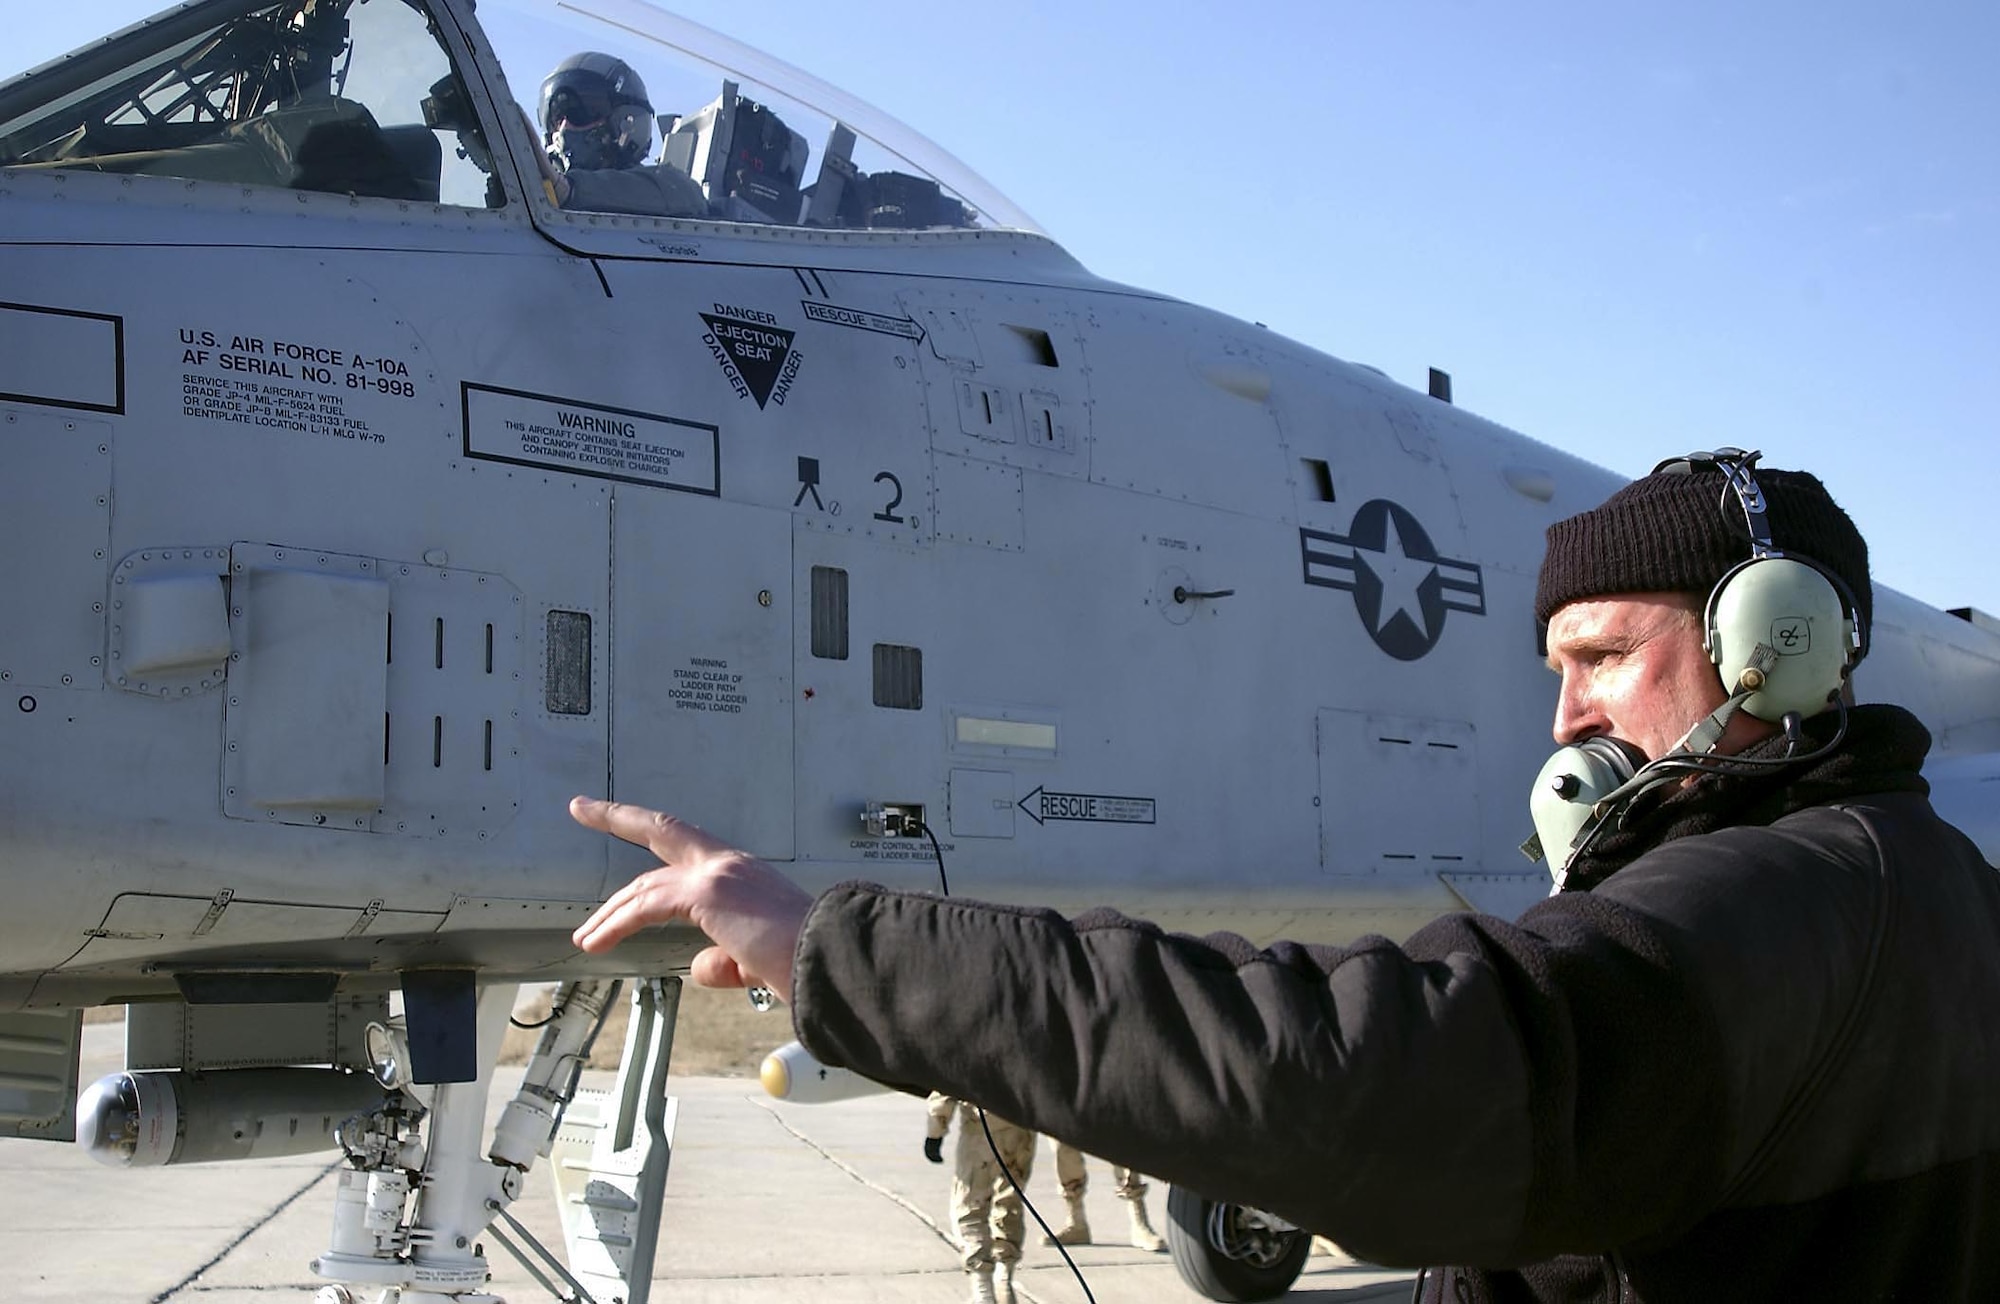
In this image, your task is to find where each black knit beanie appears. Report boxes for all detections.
[1534,462,1872,643]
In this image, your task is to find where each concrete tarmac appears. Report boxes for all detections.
[0,1024,1415,1303]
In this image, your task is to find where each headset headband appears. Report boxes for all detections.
[1652,446,1776,560]
[1652,444,1870,666]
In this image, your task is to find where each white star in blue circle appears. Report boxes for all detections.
[1358,508,1437,640]
[1298,499,1489,661]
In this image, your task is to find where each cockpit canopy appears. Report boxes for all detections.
[0,0,503,205]
[0,0,1043,235]
[485,0,1041,231]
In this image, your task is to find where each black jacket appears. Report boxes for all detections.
[792,706,2000,1300]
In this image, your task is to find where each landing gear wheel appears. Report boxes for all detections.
[1164,1184,1311,1302]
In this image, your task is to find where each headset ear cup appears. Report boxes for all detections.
[612,106,653,164]
[1708,557,1855,721]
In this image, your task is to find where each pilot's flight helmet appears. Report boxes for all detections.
[539,52,653,171]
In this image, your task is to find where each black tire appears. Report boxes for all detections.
[1164,1184,1311,1302]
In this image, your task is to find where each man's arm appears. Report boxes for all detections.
[518,106,568,206]
[558,164,706,218]
[566,798,1819,1265]
[925,1091,956,1141]
[565,797,1691,1263]
[791,885,1545,1264]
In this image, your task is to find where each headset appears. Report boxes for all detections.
[1524,448,1866,885]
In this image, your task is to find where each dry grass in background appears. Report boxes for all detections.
[498,981,782,1077]
[83,982,787,1078]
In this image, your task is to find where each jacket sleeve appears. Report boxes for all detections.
[925,1090,956,1140]
[787,842,1873,1267]
[791,886,1558,1262]
[561,164,706,217]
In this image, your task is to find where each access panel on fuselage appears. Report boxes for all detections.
[610,488,794,861]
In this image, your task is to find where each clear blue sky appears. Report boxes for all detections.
[12,1,1996,617]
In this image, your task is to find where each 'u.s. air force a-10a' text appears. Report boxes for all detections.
[2,1,1997,1301]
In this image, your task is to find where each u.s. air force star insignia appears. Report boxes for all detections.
[1299,499,1485,660]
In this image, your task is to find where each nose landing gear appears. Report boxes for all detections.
[1164,1185,1311,1302]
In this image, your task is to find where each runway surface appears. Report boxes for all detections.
[0,1022,1415,1302]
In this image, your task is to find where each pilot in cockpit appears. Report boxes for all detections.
[537,52,707,218]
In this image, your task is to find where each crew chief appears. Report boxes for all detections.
[568,456,2000,1300]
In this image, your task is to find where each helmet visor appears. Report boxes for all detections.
[541,73,617,133]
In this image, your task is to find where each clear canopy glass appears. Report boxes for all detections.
[0,0,1046,236]
[478,0,1046,232]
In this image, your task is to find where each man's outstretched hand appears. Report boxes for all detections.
[569,797,814,1004]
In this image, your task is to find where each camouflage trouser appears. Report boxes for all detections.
[1051,1139,1146,1200]
[950,1108,1038,1270]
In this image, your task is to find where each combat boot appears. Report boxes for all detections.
[1041,1192,1091,1245]
[967,1265,998,1304]
[1123,1194,1167,1252]
[994,1259,1020,1304]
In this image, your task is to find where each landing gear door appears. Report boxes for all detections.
[611,490,794,861]
[0,1010,81,1141]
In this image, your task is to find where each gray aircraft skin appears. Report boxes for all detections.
[2,1,1997,1300]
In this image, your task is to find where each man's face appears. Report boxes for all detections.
[1544,592,1735,762]
[550,116,618,172]
[544,81,628,172]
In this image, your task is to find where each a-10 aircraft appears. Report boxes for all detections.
[3,1,1997,1301]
